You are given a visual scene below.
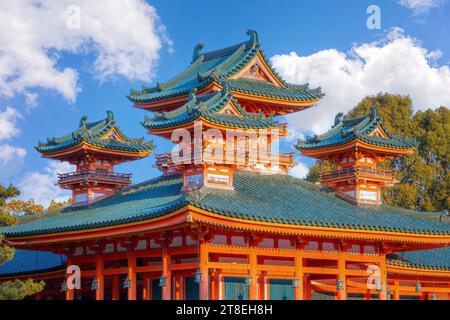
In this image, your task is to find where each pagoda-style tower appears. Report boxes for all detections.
[36,111,154,204]
[296,107,417,205]
[130,30,324,191]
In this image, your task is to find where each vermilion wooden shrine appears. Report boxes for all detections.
[1,30,449,300]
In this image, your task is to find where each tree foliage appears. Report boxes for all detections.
[305,93,449,212]
[0,183,45,300]
[0,279,45,300]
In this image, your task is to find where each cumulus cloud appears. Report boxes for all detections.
[0,0,170,102]
[0,144,26,166]
[19,161,74,207]
[399,0,445,15]
[271,28,450,135]
[0,106,21,140]
[289,162,310,179]
[0,144,27,180]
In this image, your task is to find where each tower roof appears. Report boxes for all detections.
[295,107,417,155]
[128,30,323,111]
[36,111,155,159]
[141,84,279,132]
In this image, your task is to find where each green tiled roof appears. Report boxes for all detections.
[141,84,278,130]
[296,107,417,151]
[228,78,323,101]
[128,30,323,104]
[36,110,155,154]
[387,246,450,272]
[1,171,449,238]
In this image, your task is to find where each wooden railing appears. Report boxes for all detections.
[155,150,294,168]
[57,170,132,184]
[319,166,395,182]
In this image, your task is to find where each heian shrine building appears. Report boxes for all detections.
[1,31,450,300]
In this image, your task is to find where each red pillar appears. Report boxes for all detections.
[199,240,209,300]
[142,274,149,300]
[393,278,400,300]
[162,246,171,300]
[294,252,304,300]
[66,256,74,301]
[337,255,347,300]
[95,256,104,300]
[378,258,387,300]
[248,251,258,300]
[127,252,136,300]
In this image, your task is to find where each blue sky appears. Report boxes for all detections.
[0,0,449,206]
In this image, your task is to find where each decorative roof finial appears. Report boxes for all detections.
[79,115,88,128]
[220,80,230,96]
[246,30,259,47]
[334,112,344,126]
[188,88,198,103]
[370,105,379,119]
[192,43,204,62]
[106,110,114,122]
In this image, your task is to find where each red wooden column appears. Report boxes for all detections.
[294,243,305,300]
[393,278,400,300]
[248,251,258,300]
[142,274,149,300]
[66,256,74,300]
[174,274,182,300]
[337,255,347,300]
[161,246,171,300]
[95,255,104,300]
[112,275,120,300]
[199,239,209,300]
[127,252,137,300]
[378,258,387,300]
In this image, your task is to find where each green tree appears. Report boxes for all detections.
[305,93,450,212]
[47,199,72,211]
[0,183,45,300]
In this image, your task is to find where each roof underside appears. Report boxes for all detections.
[36,111,154,155]
[1,171,449,238]
[128,30,323,105]
[296,107,417,151]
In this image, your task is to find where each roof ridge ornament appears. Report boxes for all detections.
[370,105,379,120]
[192,43,205,63]
[188,88,198,103]
[246,29,259,48]
[79,115,88,128]
[334,112,344,126]
[106,110,114,122]
[220,80,230,96]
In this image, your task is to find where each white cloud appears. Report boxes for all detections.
[0,144,26,166]
[289,162,310,179]
[0,106,21,140]
[24,92,38,109]
[0,144,27,180]
[0,0,170,102]
[271,28,450,135]
[19,161,74,207]
[399,0,444,15]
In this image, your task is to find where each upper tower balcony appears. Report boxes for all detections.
[57,170,132,189]
[155,150,295,174]
[319,166,396,185]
